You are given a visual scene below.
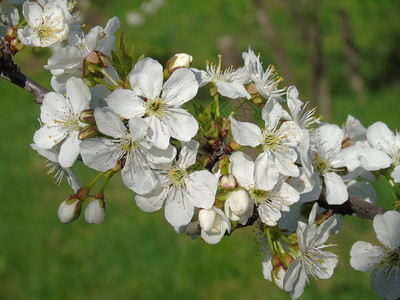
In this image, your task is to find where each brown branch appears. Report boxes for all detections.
[0,45,49,104]
[318,192,387,220]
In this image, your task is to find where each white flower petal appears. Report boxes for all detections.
[324,172,348,205]
[373,211,400,249]
[350,241,384,272]
[135,184,166,212]
[370,268,400,300]
[186,170,218,209]
[229,116,262,147]
[164,188,194,227]
[164,108,198,143]
[106,89,146,119]
[121,159,158,194]
[58,132,81,168]
[94,108,126,138]
[65,77,91,114]
[80,139,118,172]
[162,68,198,105]
[229,151,255,189]
[129,58,163,100]
[367,121,395,155]
[33,125,65,149]
[254,152,279,191]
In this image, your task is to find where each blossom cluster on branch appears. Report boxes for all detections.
[1,1,400,299]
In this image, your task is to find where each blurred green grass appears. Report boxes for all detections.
[1,0,399,299]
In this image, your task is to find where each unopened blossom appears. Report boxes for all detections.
[80,108,176,194]
[107,57,199,149]
[33,77,91,168]
[359,122,400,182]
[18,0,70,47]
[191,58,250,99]
[230,98,301,190]
[224,188,253,224]
[85,198,105,224]
[198,207,231,244]
[166,52,193,74]
[350,211,400,300]
[283,204,338,299]
[135,140,218,227]
[242,47,285,100]
[230,151,299,226]
[58,197,82,224]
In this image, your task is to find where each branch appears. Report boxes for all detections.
[0,45,49,104]
[318,191,387,220]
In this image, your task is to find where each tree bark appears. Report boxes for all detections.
[0,46,49,104]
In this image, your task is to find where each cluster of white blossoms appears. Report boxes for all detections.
[2,2,400,299]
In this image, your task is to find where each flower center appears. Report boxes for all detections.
[261,129,281,152]
[249,187,270,207]
[146,98,165,119]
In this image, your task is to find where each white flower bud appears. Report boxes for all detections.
[58,198,82,224]
[166,53,193,74]
[224,189,252,224]
[219,174,237,189]
[198,208,217,232]
[199,207,231,244]
[85,199,105,224]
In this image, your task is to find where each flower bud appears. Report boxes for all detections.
[85,51,101,64]
[79,109,95,124]
[78,125,98,140]
[219,174,237,189]
[6,27,17,40]
[10,38,24,53]
[165,53,193,75]
[85,197,106,224]
[58,196,82,224]
[198,208,218,232]
[224,189,252,224]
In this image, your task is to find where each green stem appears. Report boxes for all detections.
[214,93,220,118]
[98,169,118,192]
[93,77,115,91]
[280,234,292,246]
[100,68,119,86]
[266,227,277,256]
[86,171,106,191]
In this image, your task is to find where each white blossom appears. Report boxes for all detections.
[230,151,299,226]
[135,140,218,227]
[350,211,400,300]
[191,60,250,99]
[18,0,70,47]
[283,204,338,299]
[107,57,199,149]
[33,77,91,168]
[230,98,301,190]
[242,47,285,100]
[80,108,176,194]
